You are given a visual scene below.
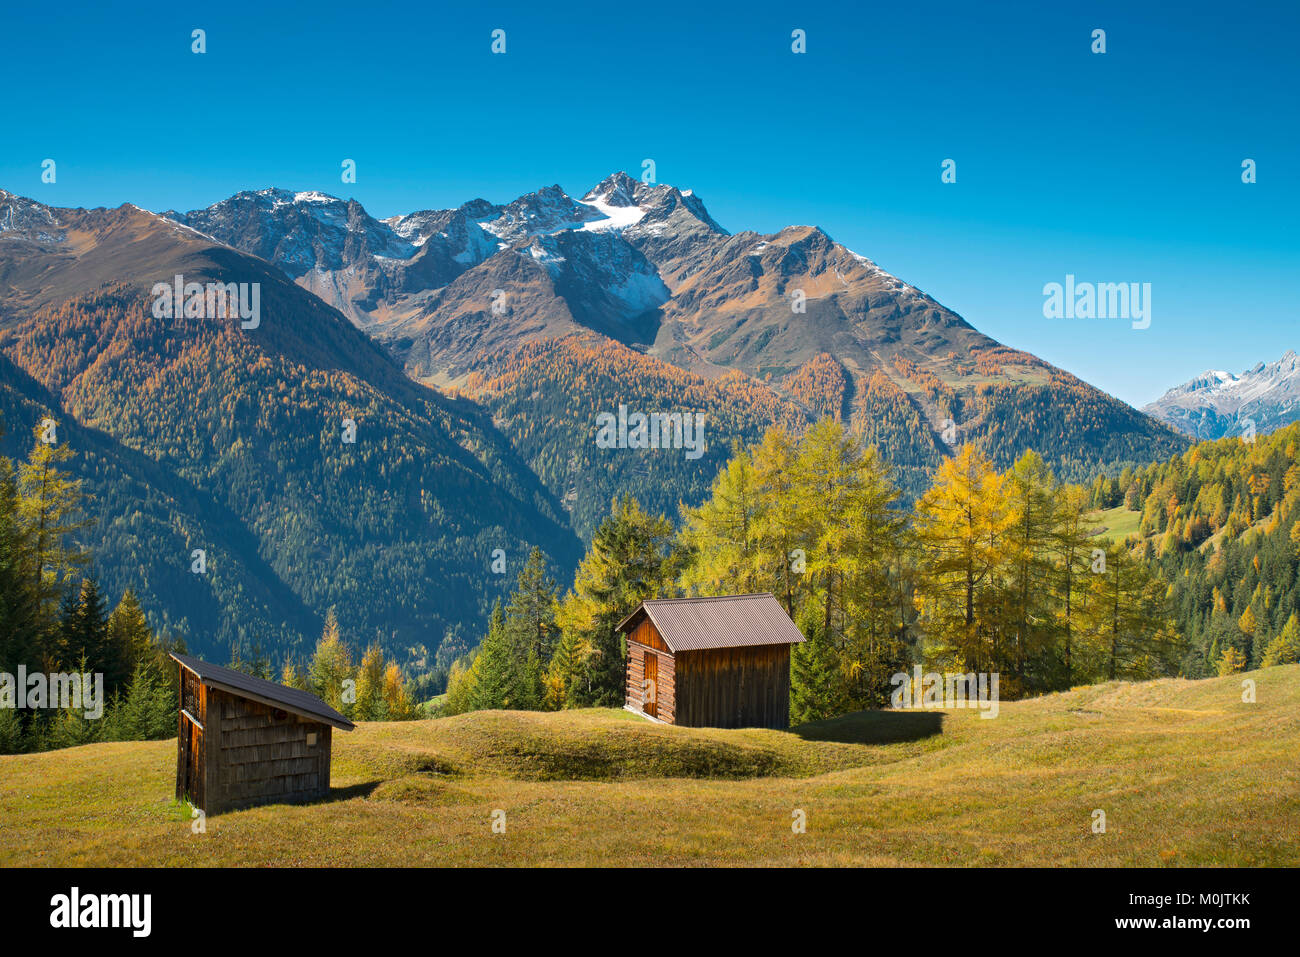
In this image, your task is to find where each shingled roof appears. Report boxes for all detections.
[171,653,355,730]
[616,593,807,652]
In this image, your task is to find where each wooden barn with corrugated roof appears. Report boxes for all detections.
[171,653,354,815]
[617,593,806,729]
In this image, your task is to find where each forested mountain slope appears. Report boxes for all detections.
[1086,421,1300,675]
[170,174,1187,534]
[0,192,580,661]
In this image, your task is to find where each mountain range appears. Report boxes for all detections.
[166,172,1188,522]
[1142,350,1300,440]
[0,189,579,663]
[1,174,1191,663]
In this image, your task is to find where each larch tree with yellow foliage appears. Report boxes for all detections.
[913,444,1013,674]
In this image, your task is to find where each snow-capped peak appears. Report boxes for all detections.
[578,196,647,232]
[578,172,648,232]
[582,171,640,208]
[1144,349,1300,440]
[0,191,65,244]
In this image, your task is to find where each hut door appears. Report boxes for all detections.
[643,652,658,718]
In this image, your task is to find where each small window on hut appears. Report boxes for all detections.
[272,708,288,722]
[307,732,317,747]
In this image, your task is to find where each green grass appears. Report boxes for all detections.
[2,667,1298,867]
[1092,504,1143,541]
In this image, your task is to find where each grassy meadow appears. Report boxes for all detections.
[1091,504,1143,541]
[2,666,1297,867]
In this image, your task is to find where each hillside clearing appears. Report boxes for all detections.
[1091,504,1142,541]
[1,666,1297,867]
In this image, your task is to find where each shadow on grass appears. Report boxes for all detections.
[323,781,383,804]
[791,710,944,745]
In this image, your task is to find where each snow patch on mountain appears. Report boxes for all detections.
[481,185,604,243]
[1143,350,1300,440]
[607,270,670,314]
[0,191,65,244]
[579,196,647,232]
[526,240,567,269]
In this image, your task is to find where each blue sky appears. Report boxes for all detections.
[2,0,1296,406]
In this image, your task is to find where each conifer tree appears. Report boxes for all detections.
[442,659,475,716]
[1052,484,1095,688]
[106,589,153,668]
[16,423,90,620]
[1003,451,1059,691]
[789,606,848,725]
[354,644,387,720]
[0,455,38,671]
[555,495,677,707]
[105,658,176,741]
[1086,542,1180,681]
[381,662,419,719]
[280,659,310,690]
[0,705,23,754]
[544,626,591,710]
[913,444,1012,673]
[56,578,109,677]
[679,444,765,598]
[750,426,809,618]
[466,601,542,710]
[308,608,354,715]
[1217,645,1248,676]
[1262,613,1300,666]
[504,547,559,663]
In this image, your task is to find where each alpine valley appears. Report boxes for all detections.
[1,174,1188,663]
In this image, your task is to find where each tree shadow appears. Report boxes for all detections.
[791,710,944,745]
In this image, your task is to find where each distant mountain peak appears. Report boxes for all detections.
[1144,349,1300,440]
[0,190,65,244]
[293,190,339,205]
[582,171,640,207]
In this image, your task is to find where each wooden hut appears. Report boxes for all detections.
[171,653,354,815]
[617,593,806,729]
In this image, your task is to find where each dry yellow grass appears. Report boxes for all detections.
[1,666,1296,867]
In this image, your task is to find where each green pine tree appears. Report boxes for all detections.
[555,495,677,707]
[1262,613,1300,667]
[0,453,39,672]
[789,606,848,725]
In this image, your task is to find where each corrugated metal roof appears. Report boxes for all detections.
[171,653,355,730]
[617,593,806,652]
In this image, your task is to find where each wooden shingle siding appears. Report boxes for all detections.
[207,690,331,813]
[173,654,349,815]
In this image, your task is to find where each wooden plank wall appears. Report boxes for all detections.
[176,670,205,807]
[175,711,188,802]
[674,644,792,729]
[207,689,330,814]
[630,617,670,653]
[625,619,676,722]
